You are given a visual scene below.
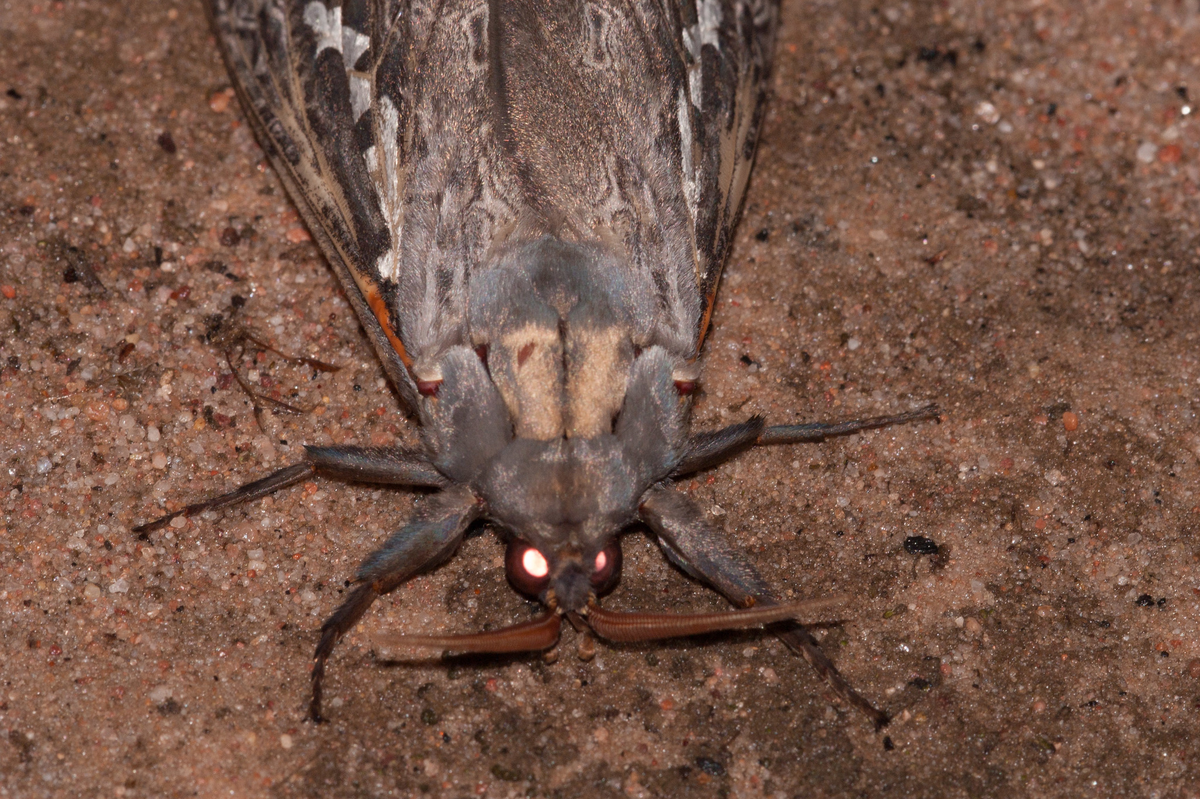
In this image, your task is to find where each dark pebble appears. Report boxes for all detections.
[490,764,524,782]
[904,536,940,555]
[695,756,726,777]
[1136,594,1155,607]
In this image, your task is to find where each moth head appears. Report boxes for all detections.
[420,343,691,612]
[503,536,623,611]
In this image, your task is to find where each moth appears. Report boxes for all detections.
[139,0,937,728]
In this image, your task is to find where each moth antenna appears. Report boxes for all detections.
[371,612,562,655]
[584,595,849,643]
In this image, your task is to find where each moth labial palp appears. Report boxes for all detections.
[139,0,943,729]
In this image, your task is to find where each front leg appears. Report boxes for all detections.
[133,446,447,534]
[310,485,481,722]
[639,485,889,730]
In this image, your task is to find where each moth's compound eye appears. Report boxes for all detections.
[523,548,549,578]
[589,541,622,595]
[505,540,551,597]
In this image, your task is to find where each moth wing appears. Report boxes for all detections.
[209,0,422,406]
[676,0,779,346]
[521,0,778,352]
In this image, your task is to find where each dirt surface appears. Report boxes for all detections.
[2,1,1199,797]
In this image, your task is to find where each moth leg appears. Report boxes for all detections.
[756,403,940,446]
[302,445,447,487]
[133,462,316,535]
[639,485,890,730]
[133,447,446,535]
[310,485,481,722]
[673,404,939,476]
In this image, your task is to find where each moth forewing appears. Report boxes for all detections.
[148,0,937,729]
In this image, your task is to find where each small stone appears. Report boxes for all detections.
[903,536,940,556]
[152,453,168,470]
[208,88,233,113]
[1186,659,1200,679]
[108,578,130,594]
[975,101,1001,124]
[1158,144,1182,163]
[83,583,102,600]
[964,617,982,634]
[1136,142,1158,163]
[1062,411,1079,432]
[280,734,293,750]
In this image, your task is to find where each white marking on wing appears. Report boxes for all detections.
[683,0,724,107]
[303,2,342,55]
[677,87,697,220]
[698,0,723,49]
[349,74,371,120]
[342,27,370,69]
[368,96,403,282]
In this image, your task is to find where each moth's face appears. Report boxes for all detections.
[503,535,623,612]
[473,435,640,612]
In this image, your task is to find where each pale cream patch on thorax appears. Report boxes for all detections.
[493,324,564,441]
[566,325,628,439]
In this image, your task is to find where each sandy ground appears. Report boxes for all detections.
[2,0,1199,797]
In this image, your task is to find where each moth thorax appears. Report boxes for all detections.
[485,318,633,443]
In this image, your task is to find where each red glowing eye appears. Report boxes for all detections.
[506,540,552,597]
[589,542,622,595]
[522,548,549,578]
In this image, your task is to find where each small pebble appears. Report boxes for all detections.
[903,536,940,555]
[280,734,293,750]
[1158,144,1182,163]
[1062,411,1079,431]
[83,584,102,600]
[1186,659,1200,679]
[152,453,168,470]
[209,88,233,113]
